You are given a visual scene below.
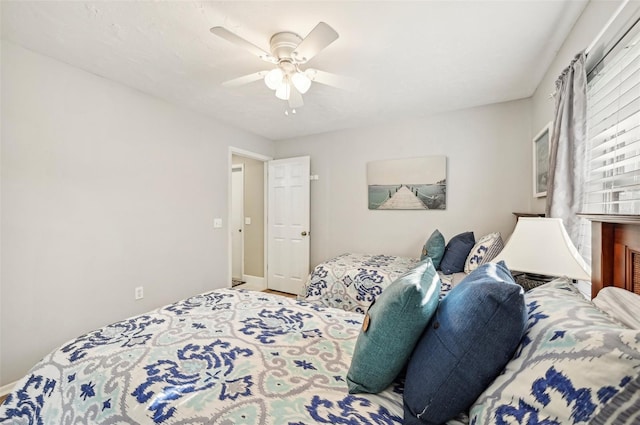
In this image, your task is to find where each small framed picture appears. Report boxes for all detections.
[533,122,552,197]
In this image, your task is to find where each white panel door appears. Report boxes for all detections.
[267,156,310,294]
[231,165,244,281]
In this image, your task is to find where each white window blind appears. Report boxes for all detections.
[585,20,640,214]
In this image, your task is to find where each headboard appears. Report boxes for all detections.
[579,214,640,299]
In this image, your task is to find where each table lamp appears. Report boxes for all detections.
[492,217,591,289]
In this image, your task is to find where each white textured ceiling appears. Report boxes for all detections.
[1,1,588,140]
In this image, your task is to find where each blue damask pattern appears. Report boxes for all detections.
[61,315,165,362]
[353,269,384,302]
[300,253,422,312]
[302,254,461,313]
[0,289,408,424]
[239,308,321,343]
[360,255,397,268]
[164,292,233,315]
[305,265,329,297]
[0,374,56,425]
[132,340,253,423]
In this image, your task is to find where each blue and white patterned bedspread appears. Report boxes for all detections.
[300,253,419,313]
[301,253,462,313]
[0,289,405,424]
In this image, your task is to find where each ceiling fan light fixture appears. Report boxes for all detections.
[292,72,311,94]
[211,22,346,107]
[275,81,291,100]
[264,68,284,90]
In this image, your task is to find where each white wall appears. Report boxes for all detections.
[529,0,628,213]
[275,99,532,267]
[0,41,274,385]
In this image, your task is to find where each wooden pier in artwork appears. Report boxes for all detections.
[377,185,428,209]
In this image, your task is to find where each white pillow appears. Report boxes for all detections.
[593,286,640,330]
[464,232,504,274]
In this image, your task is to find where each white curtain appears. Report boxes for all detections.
[546,52,588,248]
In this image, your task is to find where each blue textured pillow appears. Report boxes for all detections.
[347,258,441,394]
[420,229,445,268]
[439,231,475,274]
[403,261,527,425]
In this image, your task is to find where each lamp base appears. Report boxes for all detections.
[513,272,554,291]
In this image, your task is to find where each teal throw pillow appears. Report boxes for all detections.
[347,258,441,394]
[420,229,445,268]
[403,261,527,425]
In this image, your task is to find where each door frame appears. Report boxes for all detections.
[227,147,272,288]
[231,163,245,281]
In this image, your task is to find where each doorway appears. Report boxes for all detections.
[231,164,244,285]
[229,149,270,291]
[227,148,311,295]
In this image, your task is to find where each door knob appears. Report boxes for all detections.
[301,231,308,236]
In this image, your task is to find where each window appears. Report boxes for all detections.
[584,20,640,214]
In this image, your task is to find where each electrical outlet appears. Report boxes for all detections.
[135,286,144,300]
[213,218,223,228]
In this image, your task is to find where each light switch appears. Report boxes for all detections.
[213,218,223,228]
[245,217,252,225]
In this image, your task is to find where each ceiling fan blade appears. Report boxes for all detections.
[288,86,304,109]
[306,69,359,91]
[291,22,339,64]
[210,26,277,64]
[222,71,268,88]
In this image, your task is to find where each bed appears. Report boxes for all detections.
[300,231,503,313]
[0,290,405,424]
[1,215,638,424]
[300,253,466,313]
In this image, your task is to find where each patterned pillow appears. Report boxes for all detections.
[347,258,441,394]
[420,229,445,268]
[464,232,504,274]
[470,278,640,424]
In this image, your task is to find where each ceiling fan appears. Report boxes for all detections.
[210,22,357,109]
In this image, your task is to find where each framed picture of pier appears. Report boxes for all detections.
[367,156,447,210]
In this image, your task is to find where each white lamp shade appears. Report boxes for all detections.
[275,81,291,100]
[264,68,284,90]
[492,217,591,281]
[292,71,312,94]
